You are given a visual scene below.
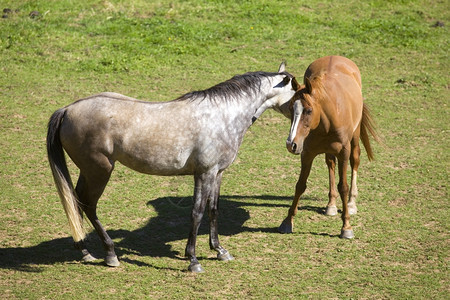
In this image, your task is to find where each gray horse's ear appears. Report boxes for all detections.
[278,62,286,73]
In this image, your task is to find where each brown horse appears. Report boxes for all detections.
[279,56,379,238]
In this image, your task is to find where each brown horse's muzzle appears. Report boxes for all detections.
[286,139,302,155]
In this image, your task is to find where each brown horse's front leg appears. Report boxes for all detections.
[325,154,339,216]
[278,155,314,233]
[337,154,354,239]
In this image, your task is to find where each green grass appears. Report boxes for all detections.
[1,0,449,299]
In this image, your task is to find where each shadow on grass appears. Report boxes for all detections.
[0,194,326,272]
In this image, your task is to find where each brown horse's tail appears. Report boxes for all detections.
[47,108,86,242]
[360,103,380,161]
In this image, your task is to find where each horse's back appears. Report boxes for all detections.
[57,93,237,176]
[59,94,194,173]
[305,56,361,88]
[61,93,150,145]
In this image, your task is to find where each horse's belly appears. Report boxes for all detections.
[116,146,195,176]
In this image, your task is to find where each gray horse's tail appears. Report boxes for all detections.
[47,108,86,242]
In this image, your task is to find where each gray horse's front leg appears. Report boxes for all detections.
[209,206,234,262]
[185,173,212,273]
[185,206,206,273]
[207,171,234,262]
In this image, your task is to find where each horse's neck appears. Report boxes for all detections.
[242,79,275,121]
[313,99,336,134]
[197,77,275,134]
[227,88,271,127]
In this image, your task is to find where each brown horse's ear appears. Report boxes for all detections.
[304,77,312,94]
[292,77,301,91]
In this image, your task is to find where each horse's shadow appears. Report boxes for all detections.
[0,194,325,272]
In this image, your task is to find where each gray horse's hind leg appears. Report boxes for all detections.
[75,158,118,267]
[74,240,97,262]
[72,191,98,262]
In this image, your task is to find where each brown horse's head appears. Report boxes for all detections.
[286,78,320,155]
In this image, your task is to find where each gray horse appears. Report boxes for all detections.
[47,63,299,272]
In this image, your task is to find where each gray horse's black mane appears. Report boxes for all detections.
[174,71,293,103]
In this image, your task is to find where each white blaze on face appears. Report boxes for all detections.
[287,100,303,143]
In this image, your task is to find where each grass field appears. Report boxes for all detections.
[0,0,449,299]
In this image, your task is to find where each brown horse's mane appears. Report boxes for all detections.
[305,74,329,103]
[291,75,329,109]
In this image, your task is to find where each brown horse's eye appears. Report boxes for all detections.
[305,108,313,115]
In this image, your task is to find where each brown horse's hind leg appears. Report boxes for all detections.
[278,153,314,233]
[75,156,118,267]
[325,154,338,216]
[348,136,361,215]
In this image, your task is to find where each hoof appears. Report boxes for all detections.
[105,255,120,267]
[217,251,234,262]
[82,253,97,262]
[348,204,357,215]
[188,263,205,273]
[325,205,338,216]
[340,229,355,239]
[278,220,293,234]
